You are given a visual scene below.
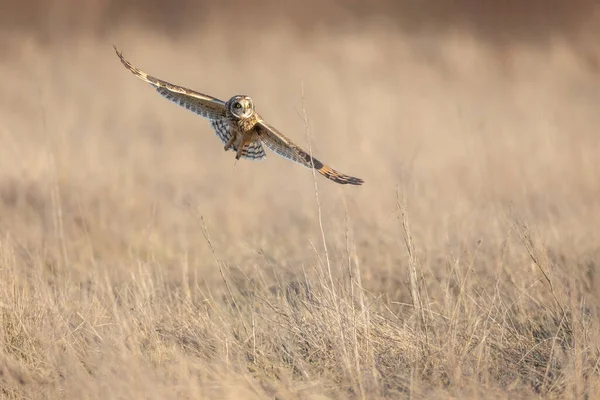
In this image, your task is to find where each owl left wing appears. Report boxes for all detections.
[114,46,228,120]
[255,121,364,185]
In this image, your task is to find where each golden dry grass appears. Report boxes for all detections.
[0,13,599,399]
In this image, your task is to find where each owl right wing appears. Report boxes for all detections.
[114,46,228,120]
[255,121,364,185]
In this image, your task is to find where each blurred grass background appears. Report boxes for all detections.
[2,0,599,44]
[0,1,599,399]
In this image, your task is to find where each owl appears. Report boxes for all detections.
[114,46,363,185]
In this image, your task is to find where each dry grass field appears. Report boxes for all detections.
[0,2,600,398]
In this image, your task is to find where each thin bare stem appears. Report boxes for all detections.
[396,186,430,355]
[300,81,352,382]
[198,214,249,336]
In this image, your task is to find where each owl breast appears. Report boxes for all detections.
[236,114,260,133]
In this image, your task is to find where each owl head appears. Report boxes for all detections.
[227,95,255,119]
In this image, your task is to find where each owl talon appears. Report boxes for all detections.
[235,147,244,160]
[236,134,251,160]
[224,133,237,151]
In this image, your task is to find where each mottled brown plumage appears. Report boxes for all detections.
[114,46,363,185]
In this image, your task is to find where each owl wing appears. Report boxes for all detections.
[255,121,364,185]
[209,118,234,146]
[114,46,228,120]
[239,139,267,160]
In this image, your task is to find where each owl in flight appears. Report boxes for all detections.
[114,46,363,185]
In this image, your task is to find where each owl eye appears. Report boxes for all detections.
[234,103,242,109]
